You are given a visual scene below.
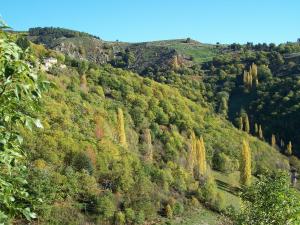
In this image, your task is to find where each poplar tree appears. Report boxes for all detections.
[244,114,250,133]
[200,137,207,175]
[117,108,127,148]
[251,63,258,79]
[196,136,207,177]
[286,141,292,156]
[143,128,153,162]
[254,123,258,135]
[187,131,197,175]
[240,140,251,186]
[258,125,263,140]
[271,134,276,148]
[238,116,243,130]
[243,70,248,84]
[280,139,285,148]
[80,74,88,92]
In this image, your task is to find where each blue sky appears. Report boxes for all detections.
[2,0,300,44]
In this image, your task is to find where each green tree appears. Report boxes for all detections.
[236,171,300,225]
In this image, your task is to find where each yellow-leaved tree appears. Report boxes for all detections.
[117,108,127,148]
[196,136,207,177]
[286,141,292,156]
[271,134,276,148]
[187,131,197,176]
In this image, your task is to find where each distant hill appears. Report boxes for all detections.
[27,27,221,74]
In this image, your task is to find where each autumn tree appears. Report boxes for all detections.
[237,116,243,130]
[258,125,263,140]
[143,128,153,162]
[80,74,88,92]
[242,63,258,90]
[243,114,250,133]
[250,63,258,80]
[117,108,127,148]
[286,141,292,156]
[271,134,276,148]
[187,131,197,175]
[95,115,104,140]
[240,140,251,186]
[254,123,258,135]
[196,136,207,177]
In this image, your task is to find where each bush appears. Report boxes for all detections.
[212,151,235,173]
[125,208,135,224]
[135,211,145,224]
[213,192,225,212]
[165,204,173,219]
[72,151,94,174]
[172,202,184,215]
[114,211,126,225]
[201,175,217,204]
[95,192,117,221]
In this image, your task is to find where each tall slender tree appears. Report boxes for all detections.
[251,62,258,79]
[254,123,258,135]
[117,108,127,148]
[196,136,207,177]
[244,114,250,133]
[271,134,276,148]
[258,125,263,140]
[238,116,244,130]
[286,141,292,156]
[187,131,197,175]
[240,140,251,186]
[143,128,153,162]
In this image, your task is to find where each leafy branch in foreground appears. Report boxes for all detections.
[0,21,46,223]
[234,171,300,225]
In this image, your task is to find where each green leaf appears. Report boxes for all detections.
[34,119,43,129]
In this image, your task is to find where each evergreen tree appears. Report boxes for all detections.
[286,141,292,156]
[240,140,251,186]
[117,108,127,148]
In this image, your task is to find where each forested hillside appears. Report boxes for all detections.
[2,25,300,225]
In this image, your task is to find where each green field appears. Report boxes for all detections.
[160,206,225,225]
[145,39,221,63]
